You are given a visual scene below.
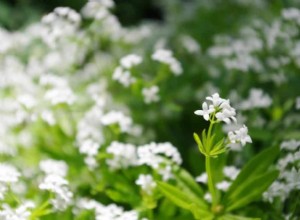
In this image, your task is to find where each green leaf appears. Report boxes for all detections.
[157,181,208,211]
[225,170,279,212]
[210,138,225,154]
[224,145,280,201]
[218,214,260,220]
[189,203,214,220]
[194,132,205,155]
[176,168,204,197]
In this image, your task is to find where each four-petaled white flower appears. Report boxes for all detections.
[228,125,252,146]
[194,102,215,121]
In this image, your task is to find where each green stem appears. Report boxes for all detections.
[205,156,217,206]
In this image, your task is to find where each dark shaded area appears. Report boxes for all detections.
[114,0,163,26]
[0,0,163,30]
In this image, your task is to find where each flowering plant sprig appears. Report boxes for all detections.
[158,93,279,219]
[193,93,252,158]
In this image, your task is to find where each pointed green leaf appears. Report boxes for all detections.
[210,138,225,154]
[194,132,206,155]
[189,203,214,220]
[176,168,204,198]
[225,170,279,212]
[157,181,208,211]
[224,145,280,201]
[218,214,260,220]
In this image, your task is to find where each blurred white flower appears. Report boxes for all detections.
[152,49,183,75]
[120,54,142,69]
[142,86,160,104]
[228,125,252,146]
[135,174,156,195]
[216,180,231,191]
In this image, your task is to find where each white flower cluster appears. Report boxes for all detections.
[282,8,300,25]
[76,198,141,220]
[39,159,73,211]
[208,34,263,73]
[105,141,182,181]
[180,35,201,54]
[0,164,21,200]
[195,93,236,123]
[281,139,300,151]
[0,201,35,220]
[195,93,252,148]
[151,49,183,75]
[40,74,76,106]
[77,104,105,169]
[264,139,300,203]
[228,125,252,146]
[142,86,160,104]
[135,174,157,195]
[101,110,133,133]
[113,54,142,87]
[238,88,272,110]
[81,0,115,20]
[106,141,138,170]
[41,7,81,47]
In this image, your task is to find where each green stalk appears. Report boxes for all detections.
[205,155,217,206]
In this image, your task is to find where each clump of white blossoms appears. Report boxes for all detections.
[106,141,138,170]
[135,174,157,195]
[194,93,252,155]
[142,85,160,104]
[238,88,272,110]
[105,141,182,181]
[0,164,21,200]
[0,201,35,220]
[151,49,183,76]
[76,198,140,220]
[113,54,142,87]
[38,159,73,211]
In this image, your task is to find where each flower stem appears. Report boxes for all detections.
[205,155,217,206]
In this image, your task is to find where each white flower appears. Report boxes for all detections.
[39,174,73,211]
[215,100,236,124]
[181,35,201,54]
[194,102,214,121]
[79,139,101,157]
[216,180,231,191]
[0,164,21,184]
[142,86,160,104]
[228,125,252,146]
[204,193,212,203]
[39,159,68,177]
[238,89,272,110]
[296,96,300,110]
[106,141,138,170]
[120,54,142,69]
[195,173,208,183]
[135,174,156,194]
[151,49,183,75]
[44,87,76,105]
[158,165,173,181]
[0,202,35,220]
[195,93,237,124]
[223,166,240,180]
[41,110,56,125]
[112,67,136,87]
[101,110,133,133]
[206,93,225,107]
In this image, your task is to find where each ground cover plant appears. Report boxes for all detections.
[0,0,299,219]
